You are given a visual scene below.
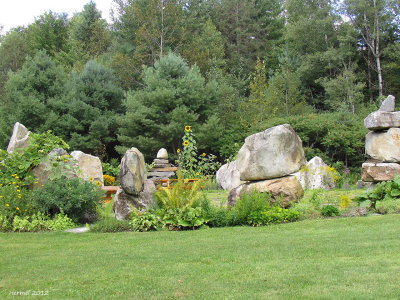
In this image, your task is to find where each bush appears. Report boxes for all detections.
[31,176,105,223]
[376,199,400,214]
[248,207,301,226]
[10,213,75,232]
[200,197,231,227]
[90,218,132,233]
[0,184,38,222]
[293,201,322,219]
[355,175,400,209]
[163,207,208,230]
[321,205,340,217]
[0,131,69,187]
[230,190,272,226]
[130,210,161,232]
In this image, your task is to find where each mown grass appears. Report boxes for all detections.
[1,214,400,299]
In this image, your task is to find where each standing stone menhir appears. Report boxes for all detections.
[114,147,155,220]
[7,122,30,153]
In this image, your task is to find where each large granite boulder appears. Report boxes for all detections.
[114,180,156,220]
[364,111,400,130]
[7,122,30,153]
[293,156,335,190]
[365,128,400,162]
[379,95,395,112]
[32,148,74,187]
[216,161,242,191]
[362,159,400,182]
[120,147,146,195]
[236,124,306,181]
[71,151,104,186]
[228,176,303,208]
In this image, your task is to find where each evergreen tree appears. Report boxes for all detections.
[54,60,124,159]
[118,52,217,160]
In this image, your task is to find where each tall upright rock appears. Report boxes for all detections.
[114,147,155,220]
[7,122,30,153]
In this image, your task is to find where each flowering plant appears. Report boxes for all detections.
[177,126,221,178]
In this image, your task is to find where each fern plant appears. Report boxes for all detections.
[154,171,204,210]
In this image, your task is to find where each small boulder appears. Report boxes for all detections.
[365,128,400,162]
[114,180,156,220]
[293,156,335,190]
[216,161,242,191]
[7,122,30,153]
[236,124,306,181]
[157,148,168,159]
[71,151,104,186]
[120,147,146,195]
[228,176,303,208]
[361,159,400,182]
[379,95,395,112]
[364,111,400,130]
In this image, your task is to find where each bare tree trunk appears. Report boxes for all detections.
[160,0,164,56]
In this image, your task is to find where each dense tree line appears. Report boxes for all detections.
[0,0,399,167]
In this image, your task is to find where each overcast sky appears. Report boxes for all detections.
[0,0,115,33]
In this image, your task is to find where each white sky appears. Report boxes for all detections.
[0,0,115,33]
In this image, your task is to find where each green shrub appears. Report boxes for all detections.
[0,184,37,222]
[321,205,340,217]
[376,199,400,214]
[230,190,272,226]
[248,206,301,226]
[11,213,75,232]
[163,207,208,230]
[90,218,132,233]
[0,131,69,187]
[293,202,322,219]
[31,176,104,223]
[130,210,161,232]
[200,197,231,227]
[355,175,400,209]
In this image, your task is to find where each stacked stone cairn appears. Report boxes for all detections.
[362,95,400,183]
[217,124,306,208]
[147,148,178,182]
[114,147,155,220]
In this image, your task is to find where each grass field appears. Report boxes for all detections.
[2,214,400,299]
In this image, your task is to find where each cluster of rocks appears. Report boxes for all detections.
[217,124,306,207]
[113,147,155,220]
[6,122,104,187]
[362,95,400,183]
[147,148,178,181]
[217,124,337,207]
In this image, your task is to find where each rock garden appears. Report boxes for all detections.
[2,96,400,234]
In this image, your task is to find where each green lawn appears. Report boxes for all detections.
[2,214,400,299]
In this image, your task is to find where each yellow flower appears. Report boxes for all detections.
[89,176,94,182]
[96,181,102,187]
[185,125,191,132]
[202,153,206,157]
[183,141,189,146]
[16,207,19,210]
[5,203,9,207]
[196,172,200,176]
[177,148,181,153]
